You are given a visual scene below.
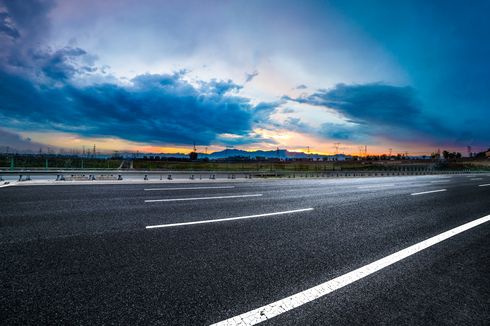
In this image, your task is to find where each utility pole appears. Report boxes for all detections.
[388,148,392,157]
[334,143,340,155]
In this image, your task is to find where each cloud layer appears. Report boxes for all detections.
[0,67,277,145]
[287,83,452,144]
[0,1,279,147]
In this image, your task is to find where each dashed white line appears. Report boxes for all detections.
[410,189,447,196]
[145,208,314,229]
[211,214,490,326]
[357,184,395,189]
[145,194,262,203]
[144,186,235,191]
[478,184,490,187]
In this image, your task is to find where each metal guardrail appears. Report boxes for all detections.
[1,169,488,183]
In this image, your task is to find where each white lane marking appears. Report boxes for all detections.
[357,184,395,189]
[430,180,450,183]
[146,208,314,229]
[410,189,447,196]
[211,214,490,326]
[145,194,262,203]
[0,183,13,188]
[471,178,483,181]
[144,186,235,191]
[478,184,490,187]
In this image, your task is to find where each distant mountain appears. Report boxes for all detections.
[119,148,349,160]
[202,149,345,160]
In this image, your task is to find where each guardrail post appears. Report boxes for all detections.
[190,174,194,180]
[167,174,172,180]
[118,175,123,180]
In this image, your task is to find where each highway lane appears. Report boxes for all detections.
[1,174,489,325]
[1,174,488,242]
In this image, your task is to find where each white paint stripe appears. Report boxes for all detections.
[144,186,235,191]
[357,184,395,189]
[430,180,450,183]
[212,214,490,326]
[145,194,262,203]
[410,189,447,196]
[0,183,13,188]
[145,208,314,229]
[471,178,483,181]
[478,184,490,187]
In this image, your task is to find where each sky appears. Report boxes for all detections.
[0,0,489,155]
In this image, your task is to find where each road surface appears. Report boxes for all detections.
[1,174,489,325]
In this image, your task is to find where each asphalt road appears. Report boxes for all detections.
[1,174,489,325]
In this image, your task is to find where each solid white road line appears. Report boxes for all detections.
[145,208,314,229]
[478,184,490,187]
[0,183,13,188]
[410,189,447,196]
[430,180,450,183]
[211,214,490,326]
[144,186,235,191]
[145,194,262,203]
[471,178,483,181]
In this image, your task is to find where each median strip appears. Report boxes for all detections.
[410,189,447,196]
[145,208,314,229]
[145,194,262,203]
[211,213,490,326]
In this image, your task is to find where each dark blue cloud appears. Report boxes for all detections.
[289,83,454,144]
[34,47,96,81]
[0,68,276,146]
[0,11,20,39]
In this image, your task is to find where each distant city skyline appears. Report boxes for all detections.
[1,0,489,155]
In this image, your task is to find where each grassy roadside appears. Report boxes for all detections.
[1,155,489,171]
